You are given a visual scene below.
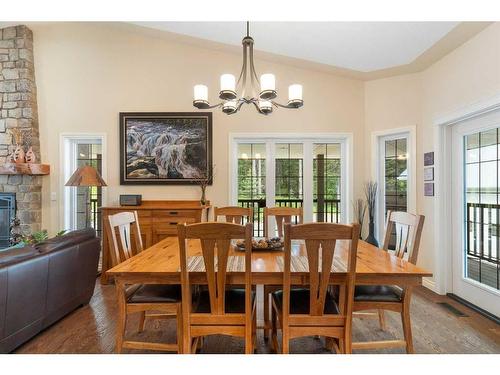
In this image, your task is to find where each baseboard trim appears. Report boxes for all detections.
[422,278,437,293]
[446,293,500,325]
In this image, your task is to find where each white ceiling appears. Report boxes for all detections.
[131,22,459,72]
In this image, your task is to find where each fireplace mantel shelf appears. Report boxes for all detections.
[0,163,50,175]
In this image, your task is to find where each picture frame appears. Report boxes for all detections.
[119,112,212,185]
[424,167,434,181]
[424,182,434,197]
[424,151,434,166]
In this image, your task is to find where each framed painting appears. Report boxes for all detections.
[119,112,212,185]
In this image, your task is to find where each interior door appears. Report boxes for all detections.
[451,110,500,318]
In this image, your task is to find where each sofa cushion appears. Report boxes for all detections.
[272,288,340,315]
[127,284,182,303]
[354,285,402,302]
[194,288,255,313]
[0,245,37,266]
[35,228,96,254]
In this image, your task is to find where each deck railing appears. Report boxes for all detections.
[237,198,341,237]
[466,202,500,289]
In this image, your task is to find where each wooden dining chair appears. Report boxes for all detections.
[214,206,253,224]
[352,210,425,353]
[177,222,257,354]
[262,206,303,340]
[270,222,360,353]
[106,211,184,353]
[263,206,303,238]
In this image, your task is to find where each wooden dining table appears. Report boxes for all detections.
[107,236,432,287]
[107,236,432,349]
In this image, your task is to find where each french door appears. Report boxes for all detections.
[451,110,500,317]
[230,135,350,236]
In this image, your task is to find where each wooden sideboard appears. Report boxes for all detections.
[100,200,210,283]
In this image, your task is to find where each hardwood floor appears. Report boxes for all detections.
[14,280,500,354]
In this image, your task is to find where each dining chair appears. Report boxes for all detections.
[352,210,425,353]
[262,206,303,340]
[177,222,257,354]
[263,206,303,238]
[270,222,360,354]
[214,206,253,224]
[106,211,183,353]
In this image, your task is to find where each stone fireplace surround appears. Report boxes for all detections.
[0,25,42,235]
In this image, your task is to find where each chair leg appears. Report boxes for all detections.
[115,280,127,354]
[176,305,183,354]
[344,317,352,354]
[263,286,270,340]
[138,311,146,332]
[377,309,386,331]
[282,326,289,354]
[338,338,345,354]
[401,303,414,353]
[271,304,279,353]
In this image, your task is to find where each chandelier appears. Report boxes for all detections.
[193,22,303,115]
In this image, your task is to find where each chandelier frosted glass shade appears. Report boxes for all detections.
[219,74,237,100]
[192,22,303,116]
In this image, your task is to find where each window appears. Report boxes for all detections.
[384,138,408,213]
[237,143,266,236]
[313,143,341,223]
[231,134,352,237]
[374,129,415,246]
[275,143,303,212]
[464,128,500,290]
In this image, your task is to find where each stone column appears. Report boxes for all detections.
[0,25,42,234]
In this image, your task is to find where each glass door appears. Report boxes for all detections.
[451,112,500,318]
[234,137,347,237]
[236,143,267,236]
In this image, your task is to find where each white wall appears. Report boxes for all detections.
[29,21,500,293]
[364,22,500,290]
[30,23,366,235]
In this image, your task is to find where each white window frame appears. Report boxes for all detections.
[228,132,354,224]
[60,133,107,231]
[371,127,416,243]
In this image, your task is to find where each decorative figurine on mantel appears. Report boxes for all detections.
[24,131,36,163]
[6,129,37,164]
[9,128,25,163]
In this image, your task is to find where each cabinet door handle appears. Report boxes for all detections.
[169,211,178,215]
[170,222,178,225]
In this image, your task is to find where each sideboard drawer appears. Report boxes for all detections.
[154,217,197,227]
[153,210,199,219]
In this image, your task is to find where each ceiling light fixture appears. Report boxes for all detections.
[193,22,304,116]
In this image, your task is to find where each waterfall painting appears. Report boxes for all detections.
[119,112,212,185]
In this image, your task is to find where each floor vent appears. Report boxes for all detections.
[437,302,468,317]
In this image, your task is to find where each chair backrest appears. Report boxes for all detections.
[382,211,425,265]
[214,206,253,224]
[264,206,303,238]
[178,222,253,315]
[283,222,360,318]
[106,211,143,266]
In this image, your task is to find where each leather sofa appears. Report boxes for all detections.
[0,228,100,353]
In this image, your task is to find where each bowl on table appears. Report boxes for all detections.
[234,237,284,251]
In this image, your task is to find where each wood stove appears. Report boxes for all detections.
[0,193,16,249]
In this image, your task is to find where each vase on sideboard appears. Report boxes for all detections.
[365,221,379,247]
